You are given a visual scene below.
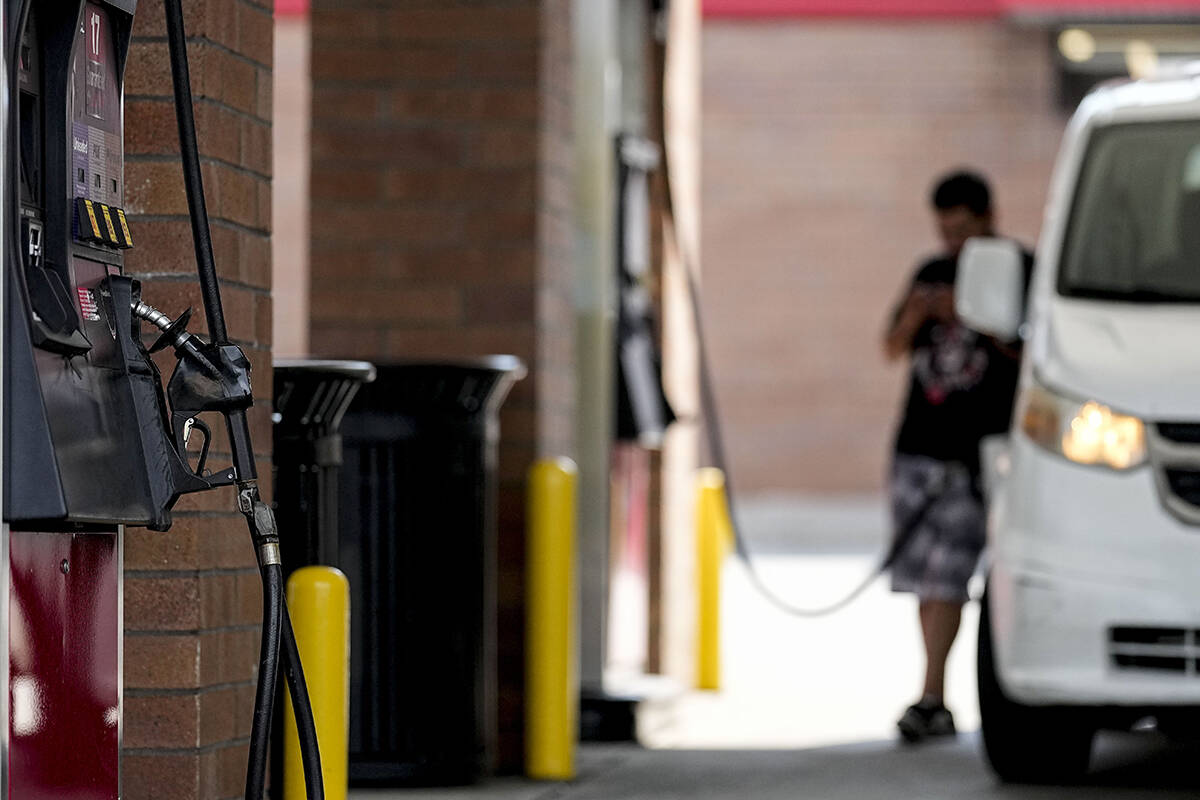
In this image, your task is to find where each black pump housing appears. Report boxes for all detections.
[3,0,213,531]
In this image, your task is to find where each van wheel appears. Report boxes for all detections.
[977,588,1095,784]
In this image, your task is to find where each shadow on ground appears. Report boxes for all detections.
[352,731,1200,800]
[558,732,1200,800]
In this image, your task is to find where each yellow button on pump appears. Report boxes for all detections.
[98,203,120,246]
[75,198,105,244]
[115,208,134,248]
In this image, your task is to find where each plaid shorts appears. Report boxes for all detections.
[888,454,985,603]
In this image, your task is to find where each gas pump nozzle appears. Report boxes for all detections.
[132,299,254,486]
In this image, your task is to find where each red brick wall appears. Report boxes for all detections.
[308,0,574,773]
[123,1,274,797]
[702,19,1066,492]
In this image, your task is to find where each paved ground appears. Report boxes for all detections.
[349,494,1200,800]
[352,733,1200,800]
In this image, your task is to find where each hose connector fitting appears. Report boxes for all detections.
[132,300,198,354]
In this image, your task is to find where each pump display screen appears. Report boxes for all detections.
[71,3,122,208]
[85,6,108,119]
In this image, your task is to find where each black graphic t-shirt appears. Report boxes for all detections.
[892,251,1033,475]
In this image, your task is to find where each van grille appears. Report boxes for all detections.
[1156,423,1200,444]
[1148,424,1200,524]
[1109,626,1200,674]
[1164,469,1200,507]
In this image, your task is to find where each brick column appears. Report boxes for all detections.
[309,0,575,772]
[121,1,274,798]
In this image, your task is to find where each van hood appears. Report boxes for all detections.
[1036,299,1200,421]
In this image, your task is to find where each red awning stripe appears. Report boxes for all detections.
[275,0,309,17]
[704,0,997,15]
[704,0,1200,17]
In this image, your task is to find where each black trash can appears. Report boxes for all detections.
[269,358,376,800]
[272,359,378,574]
[337,357,525,787]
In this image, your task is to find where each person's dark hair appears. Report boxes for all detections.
[931,170,991,217]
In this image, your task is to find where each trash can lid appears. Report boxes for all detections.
[274,359,377,384]
[374,355,527,381]
[343,356,527,421]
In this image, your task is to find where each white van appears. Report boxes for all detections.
[957,65,1200,783]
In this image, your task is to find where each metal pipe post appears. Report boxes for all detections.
[525,458,579,780]
[283,567,350,800]
[695,468,730,691]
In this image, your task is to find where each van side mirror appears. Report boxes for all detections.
[955,237,1024,341]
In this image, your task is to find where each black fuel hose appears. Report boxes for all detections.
[650,3,941,618]
[162,0,227,343]
[281,606,325,800]
[247,563,284,800]
[161,1,324,798]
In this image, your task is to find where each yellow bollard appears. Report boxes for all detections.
[284,566,351,800]
[696,468,732,691]
[525,458,579,780]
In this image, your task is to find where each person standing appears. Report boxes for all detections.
[883,170,1031,743]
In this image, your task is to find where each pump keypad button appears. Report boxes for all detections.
[98,204,120,246]
[115,209,134,248]
[75,197,105,244]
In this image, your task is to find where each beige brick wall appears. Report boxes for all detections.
[702,19,1067,492]
[123,0,274,797]
[537,0,576,464]
[272,16,310,357]
[659,0,704,686]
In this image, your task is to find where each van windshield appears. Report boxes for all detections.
[1059,120,1200,302]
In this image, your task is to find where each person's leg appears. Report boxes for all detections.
[893,456,965,741]
[899,462,980,741]
[899,597,963,741]
[919,599,963,702]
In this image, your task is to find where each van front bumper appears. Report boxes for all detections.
[989,435,1200,707]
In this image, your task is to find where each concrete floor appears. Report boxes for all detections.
[351,733,1200,800]
[349,494,1200,800]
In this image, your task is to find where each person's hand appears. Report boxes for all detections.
[884,283,953,359]
[925,285,956,322]
[900,286,931,317]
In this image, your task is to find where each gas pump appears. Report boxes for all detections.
[2,1,323,797]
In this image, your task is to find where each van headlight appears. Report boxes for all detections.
[1019,382,1147,470]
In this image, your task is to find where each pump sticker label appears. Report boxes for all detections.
[76,287,101,322]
